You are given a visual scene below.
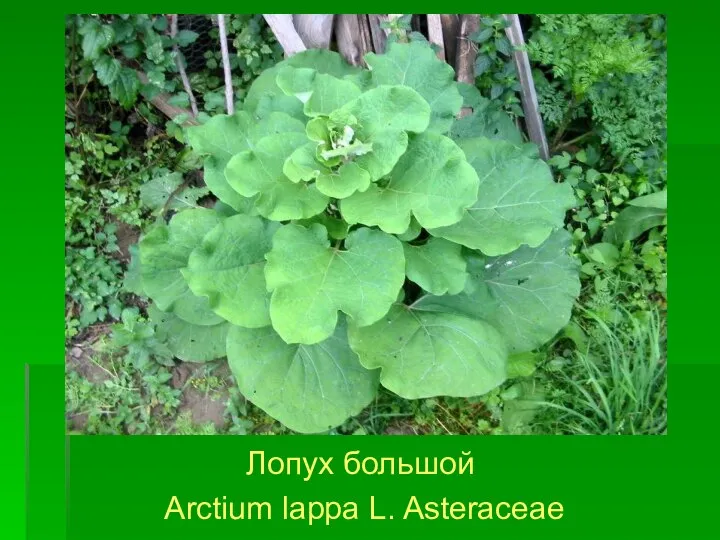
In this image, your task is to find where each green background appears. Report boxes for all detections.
[3,4,714,539]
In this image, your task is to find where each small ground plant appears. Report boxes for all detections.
[126,40,580,433]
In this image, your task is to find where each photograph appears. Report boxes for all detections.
[64,13,667,436]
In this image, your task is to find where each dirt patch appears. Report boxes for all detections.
[384,422,422,435]
[66,329,111,384]
[65,331,112,433]
[114,220,140,263]
[172,361,232,431]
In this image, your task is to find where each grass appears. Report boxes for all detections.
[532,307,667,435]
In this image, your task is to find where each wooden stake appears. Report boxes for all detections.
[440,15,460,70]
[217,14,234,114]
[427,15,446,61]
[336,15,371,65]
[169,14,198,118]
[368,15,387,53]
[263,14,307,56]
[503,14,549,160]
[456,15,479,118]
[293,15,334,49]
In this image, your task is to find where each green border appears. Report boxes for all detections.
[4,5,714,540]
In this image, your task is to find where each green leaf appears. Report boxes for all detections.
[139,172,208,212]
[265,224,405,344]
[474,54,493,76]
[183,215,278,327]
[108,67,140,108]
[283,142,327,183]
[94,55,121,85]
[449,101,523,144]
[456,82,484,109]
[123,244,144,295]
[628,189,667,210]
[243,66,306,121]
[304,74,362,116]
[490,84,504,100]
[186,111,305,213]
[348,304,507,399]
[139,209,225,326]
[276,66,362,116]
[79,20,114,60]
[396,217,422,242]
[403,238,468,295]
[176,29,199,47]
[341,132,479,234]
[225,132,330,221]
[334,85,431,182]
[471,27,494,43]
[149,304,228,362]
[147,69,165,87]
[603,206,666,244]
[495,36,514,56]
[429,138,575,255]
[365,40,463,133]
[121,41,142,59]
[414,230,580,353]
[244,49,361,121]
[295,214,349,240]
[226,317,379,433]
[316,163,372,199]
[583,243,620,268]
[506,352,540,378]
[285,48,363,78]
[275,66,316,103]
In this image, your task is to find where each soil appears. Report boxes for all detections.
[66,325,231,434]
[171,361,231,431]
[114,221,140,263]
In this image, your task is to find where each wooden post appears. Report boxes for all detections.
[503,14,549,160]
[169,15,199,118]
[440,15,460,70]
[427,15,446,61]
[263,15,307,56]
[335,15,372,65]
[217,14,234,114]
[294,15,334,49]
[367,15,387,53]
[456,15,479,118]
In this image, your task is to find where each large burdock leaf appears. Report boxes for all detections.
[341,132,479,234]
[186,111,305,213]
[139,209,225,326]
[183,215,279,328]
[348,304,507,399]
[226,317,379,433]
[403,238,468,295]
[243,66,306,121]
[276,66,362,116]
[265,223,405,344]
[148,305,228,362]
[415,230,581,353]
[429,138,575,255]
[365,40,463,133]
[244,49,362,121]
[225,132,329,221]
[449,98,523,144]
[139,208,223,325]
[286,48,363,78]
